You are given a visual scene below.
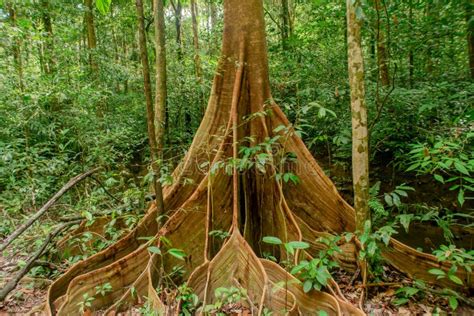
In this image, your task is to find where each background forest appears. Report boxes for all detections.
[0,0,473,314]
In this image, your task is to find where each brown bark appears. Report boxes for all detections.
[170,0,183,58]
[375,0,390,86]
[347,0,370,233]
[153,0,168,218]
[281,0,291,49]
[84,0,98,72]
[136,0,162,203]
[39,0,473,314]
[191,0,203,84]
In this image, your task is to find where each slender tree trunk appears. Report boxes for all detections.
[408,0,414,87]
[84,0,98,72]
[191,0,203,84]
[153,0,168,218]
[8,3,24,91]
[171,0,183,58]
[136,0,161,200]
[41,0,55,74]
[346,0,370,233]
[466,0,474,79]
[281,0,291,49]
[375,0,389,86]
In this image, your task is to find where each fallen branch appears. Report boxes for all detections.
[0,220,81,301]
[0,168,99,252]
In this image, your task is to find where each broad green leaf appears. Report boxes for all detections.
[303,280,312,293]
[449,296,458,310]
[454,161,469,175]
[287,241,310,250]
[428,268,446,277]
[167,248,186,260]
[147,246,161,255]
[448,274,463,285]
[96,0,112,15]
[434,174,444,183]
[263,236,282,245]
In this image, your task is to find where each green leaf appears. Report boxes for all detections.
[434,174,444,183]
[167,248,186,260]
[303,280,312,293]
[147,246,161,255]
[458,189,465,207]
[96,0,112,15]
[428,268,446,277]
[393,298,409,306]
[318,311,329,316]
[449,296,458,310]
[448,274,463,285]
[454,161,469,175]
[287,241,310,250]
[399,214,413,233]
[263,236,282,245]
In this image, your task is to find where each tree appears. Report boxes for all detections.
[374,0,390,86]
[39,0,472,314]
[153,0,168,218]
[84,0,98,72]
[190,0,203,86]
[136,0,162,207]
[347,0,370,235]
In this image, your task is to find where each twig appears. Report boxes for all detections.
[90,175,122,204]
[0,220,81,301]
[0,168,99,252]
[355,281,405,288]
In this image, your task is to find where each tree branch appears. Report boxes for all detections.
[0,220,81,301]
[0,168,99,252]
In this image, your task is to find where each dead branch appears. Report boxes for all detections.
[0,220,81,301]
[0,168,99,252]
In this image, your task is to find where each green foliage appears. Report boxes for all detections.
[290,236,341,292]
[176,284,200,316]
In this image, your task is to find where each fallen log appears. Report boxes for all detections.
[0,168,99,253]
[0,220,81,301]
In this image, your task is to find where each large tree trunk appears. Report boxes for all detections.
[84,0,98,72]
[39,0,473,314]
[153,0,168,218]
[136,0,162,204]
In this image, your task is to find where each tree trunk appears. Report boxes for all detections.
[41,0,55,74]
[171,0,183,58]
[466,0,474,79]
[375,0,390,86]
[7,3,24,91]
[136,0,161,201]
[191,0,203,84]
[153,0,168,219]
[408,0,414,87]
[347,0,370,233]
[281,0,291,49]
[84,0,98,72]
[40,0,473,314]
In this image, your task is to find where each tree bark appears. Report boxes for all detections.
[170,0,183,58]
[408,0,414,87]
[375,0,389,86]
[281,0,291,49]
[191,0,203,85]
[153,0,168,218]
[347,0,370,233]
[136,0,161,201]
[84,0,98,72]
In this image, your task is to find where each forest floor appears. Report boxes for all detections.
[1,251,473,315]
